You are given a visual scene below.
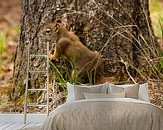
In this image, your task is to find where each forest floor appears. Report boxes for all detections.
[0,0,20,85]
[0,0,21,112]
[0,0,162,113]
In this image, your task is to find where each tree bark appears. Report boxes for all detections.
[13,0,159,99]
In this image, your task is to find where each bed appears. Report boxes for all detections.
[42,98,163,130]
[26,82,162,130]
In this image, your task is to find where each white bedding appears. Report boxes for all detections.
[43,98,163,130]
[21,98,163,130]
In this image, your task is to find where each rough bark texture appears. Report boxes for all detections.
[13,0,158,98]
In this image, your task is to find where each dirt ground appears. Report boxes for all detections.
[0,0,21,23]
[0,0,21,86]
[0,0,21,112]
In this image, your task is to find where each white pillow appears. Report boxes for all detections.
[66,82,109,102]
[110,84,140,99]
[84,93,125,99]
[66,82,75,103]
[115,83,149,102]
[139,83,150,102]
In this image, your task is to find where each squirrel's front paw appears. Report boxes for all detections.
[49,54,55,60]
[49,54,59,62]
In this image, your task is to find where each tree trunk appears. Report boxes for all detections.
[13,0,159,99]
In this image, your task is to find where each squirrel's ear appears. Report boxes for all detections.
[55,19,63,32]
[55,23,61,32]
[56,19,62,23]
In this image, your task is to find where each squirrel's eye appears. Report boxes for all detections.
[46,28,51,34]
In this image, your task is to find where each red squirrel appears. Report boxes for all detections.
[41,20,115,83]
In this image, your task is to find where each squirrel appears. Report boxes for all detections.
[41,20,115,83]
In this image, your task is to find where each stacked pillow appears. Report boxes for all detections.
[110,84,139,99]
[112,83,150,102]
[84,93,126,99]
[66,82,109,102]
[66,82,150,103]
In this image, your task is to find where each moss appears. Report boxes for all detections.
[15,95,25,106]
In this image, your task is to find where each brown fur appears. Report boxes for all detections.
[42,20,115,83]
[96,75,116,84]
